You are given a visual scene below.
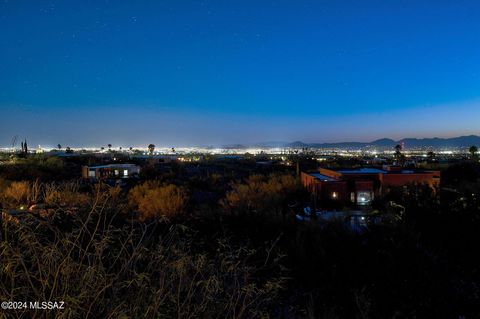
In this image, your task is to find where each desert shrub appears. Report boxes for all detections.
[2,180,41,208]
[44,156,65,170]
[43,181,89,207]
[129,181,188,221]
[0,155,75,181]
[223,173,300,216]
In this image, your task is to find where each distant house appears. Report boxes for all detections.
[302,165,440,207]
[82,164,140,180]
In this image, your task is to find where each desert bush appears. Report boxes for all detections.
[129,181,188,221]
[43,181,89,207]
[2,180,41,208]
[44,156,65,170]
[223,173,300,216]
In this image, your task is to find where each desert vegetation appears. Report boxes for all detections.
[128,181,188,221]
[1,180,284,318]
[1,156,480,318]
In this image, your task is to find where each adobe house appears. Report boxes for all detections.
[302,165,440,207]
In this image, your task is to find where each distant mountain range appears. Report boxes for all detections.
[224,135,480,149]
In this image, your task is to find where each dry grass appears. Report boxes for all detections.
[0,186,285,318]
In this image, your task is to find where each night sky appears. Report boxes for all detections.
[1,1,479,147]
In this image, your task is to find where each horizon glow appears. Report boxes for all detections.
[1,1,479,147]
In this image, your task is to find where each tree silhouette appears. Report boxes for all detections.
[148,144,155,155]
[394,144,402,154]
[108,144,112,151]
[23,139,28,155]
[57,144,62,150]
[394,144,405,165]
[469,145,478,158]
[11,135,18,150]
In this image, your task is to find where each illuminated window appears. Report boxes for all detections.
[114,170,119,176]
[123,169,128,176]
[331,191,338,199]
[88,170,96,178]
[357,191,372,205]
[351,192,355,202]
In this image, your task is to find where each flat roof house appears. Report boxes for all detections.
[302,165,440,207]
[82,164,141,180]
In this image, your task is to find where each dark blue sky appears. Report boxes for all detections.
[1,0,479,147]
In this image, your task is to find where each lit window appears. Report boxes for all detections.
[88,170,96,178]
[115,170,119,176]
[331,191,338,199]
[357,191,372,205]
[123,169,128,176]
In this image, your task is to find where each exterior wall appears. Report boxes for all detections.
[301,172,319,194]
[320,181,348,202]
[81,166,89,179]
[380,172,440,188]
[355,180,374,192]
[81,166,101,179]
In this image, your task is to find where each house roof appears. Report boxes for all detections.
[310,173,338,181]
[337,168,386,174]
[87,164,138,169]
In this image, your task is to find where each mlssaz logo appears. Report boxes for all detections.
[30,301,65,310]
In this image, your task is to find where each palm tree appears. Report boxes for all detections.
[108,144,112,151]
[57,144,62,150]
[148,144,155,155]
[469,145,478,158]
